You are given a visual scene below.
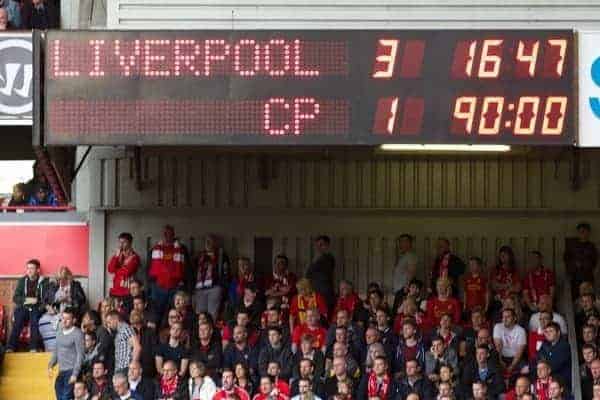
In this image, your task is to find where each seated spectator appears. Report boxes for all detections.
[437,380,455,399]
[582,324,599,351]
[28,184,58,207]
[290,358,324,397]
[364,341,387,376]
[548,377,568,400]
[158,309,190,346]
[581,344,598,381]
[155,360,187,400]
[292,334,325,381]
[326,325,362,369]
[0,0,20,28]
[505,376,532,400]
[291,377,323,400]
[529,294,567,334]
[324,356,355,399]
[393,295,426,334]
[438,364,462,399]
[357,355,396,399]
[430,238,466,296]
[234,363,255,396]
[128,360,155,400]
[460,345,504,399]
[583,358,600,400]
[472,380,491,400]
[393,318,426,377]
[431,313,461,353]
[266,361,290,396]
[328,341,360,380]
[8,183,28,207]
[252,376,284,400]
[374,306,397,350]
[223,310,260,349]
[290,279,328,330]
[499,294,528,328]
[425,336,458,384]
[528,310,553,361]
[45,266,87,318]
[462,308,489,351]
[187,360,217,400]
[354,285,390,328]
[492,308,527,380]
[191,321,223,382]
[6,259,50,352]
[259,306,291,348]
[578,293,599,332]
[397,359,435,400]
[292,308,327,353]
[223,325,259,379]
[331,280,361,323]
[233,284,265,328]
[490,246,521,308]
[264,254,297,312]
[229,257,259,306]
[326,309,363,359]
[22,0,58,29]
[81,331,100,380]
[522,251,555,313]
[214,368,251,400]
[335,379,354,400]
[258,326,293,380]
[463,256,490,316]
[155,321,190,377]
[112,372,141,400]
[425,278,461,329]
[107,232,140,299]
[73,381,90,400]
[536,322,571,388]
[87,360,113,399]
[533,359,553,400]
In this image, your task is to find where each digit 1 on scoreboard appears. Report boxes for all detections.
[372,97,424,135]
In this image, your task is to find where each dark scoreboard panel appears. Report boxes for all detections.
[44,30,574,145]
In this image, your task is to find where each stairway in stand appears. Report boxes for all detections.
[0,352,56,400]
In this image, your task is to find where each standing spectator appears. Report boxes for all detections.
[393,234,419,294]
[7,259,50,352]
[463,257,490,315]
[536,322,571,389]
[187,360,217,400]
[305,235,336,311]
[492,308,527,382]
[129,309,158,378]
[0,0,20,29]
[523,251,555,312]
[148,225,187,319]
[214,369,251,400]
[154,360,187,400]
[22,0,59,29]
[107,232,141,298]
[112,372,142,400]
[564,222,598,298]
[490,246,521,305]
[48,308,84,400]
[191,234,230,320]
[264,254,297,310]
[430,238,465,296]
[128,361,155,400]
[425,278,461,328]
[105,310,140,374]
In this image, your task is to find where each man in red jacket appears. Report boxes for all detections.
[107,232,141,298]
[214,369,250,400]
[148,225,186,318]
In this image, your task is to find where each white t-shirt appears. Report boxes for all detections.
[493,323,527,358]
[529,312,567,334]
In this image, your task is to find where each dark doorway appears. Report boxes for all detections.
[254,237,273,279]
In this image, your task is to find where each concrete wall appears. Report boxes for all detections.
[75,147,600,305]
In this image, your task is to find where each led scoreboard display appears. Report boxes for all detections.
[43,30,574,145]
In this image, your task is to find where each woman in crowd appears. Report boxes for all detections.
[188,360,217,400]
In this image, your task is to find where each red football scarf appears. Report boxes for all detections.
[535,378,550,400]
[368,373,390,400]
[160,375,180,396]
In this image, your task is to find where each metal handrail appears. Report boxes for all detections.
[0,206,75,212]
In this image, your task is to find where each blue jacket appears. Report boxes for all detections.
[536,336,572,389]
[393,337,426,374]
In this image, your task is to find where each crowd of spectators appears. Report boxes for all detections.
[2,223,598,400]
[1,162,59,207]
[0,0,59,30]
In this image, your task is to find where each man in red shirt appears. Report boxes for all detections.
[425,278,461,329]
[523,251,555,312]
[266,361,291,396]
[331,280,361,322]
[214,369,251,400]
[252,376,288,400]
[292,308,327,353]
[148,225,186,317]
[107,232,141,298]
[463,257,489,314]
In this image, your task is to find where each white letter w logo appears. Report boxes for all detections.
[0,63,32,97]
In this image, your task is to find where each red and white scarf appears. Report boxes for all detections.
[160,374,180,396]
[197,252,217,288]
[367,373,391,400]
[535,378,550,400]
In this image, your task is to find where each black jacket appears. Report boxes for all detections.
[395,376,435,400]
[13,275,50,312]
[460,360,504,399]
[190,339,223,382]
[257,344,294,380]
[306,253,336,308]
[154,377,188,400]
[22,0,59,29]
[44,279,87,316]
[130,377,155,400]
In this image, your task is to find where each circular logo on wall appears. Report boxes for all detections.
[0,38,32,116]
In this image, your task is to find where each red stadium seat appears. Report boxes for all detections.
[18,321,31,348]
